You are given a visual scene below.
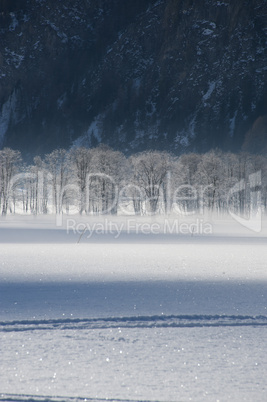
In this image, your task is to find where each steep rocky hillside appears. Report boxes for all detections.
[0,0,266,156]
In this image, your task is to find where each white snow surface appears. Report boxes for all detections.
[0,214,267,402]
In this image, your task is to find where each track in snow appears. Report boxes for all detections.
[1,314,267,333]
[0,393,169,402]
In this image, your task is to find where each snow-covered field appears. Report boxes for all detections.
[0,214,267,401]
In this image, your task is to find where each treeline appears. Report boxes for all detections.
[0,145,265,216]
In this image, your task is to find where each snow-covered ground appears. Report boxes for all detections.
[0,214,267,401]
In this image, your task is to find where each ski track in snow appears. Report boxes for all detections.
[1,314,267,333]
[0,394,164,402]
[0,393,164,402]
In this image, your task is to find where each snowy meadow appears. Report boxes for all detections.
[0,213,267,402]
[1,147,267,401]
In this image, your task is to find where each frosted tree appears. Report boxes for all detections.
[45,149,71,213]
[219,152,240,213]
[244,154,265,214]
[90,145,127,214]
[130,151,172,214]
[231,152,254,216]
[195,150,224,212]
[0,147,22,215]
[173,153,201,214]
[0,145,266,218]
[24,156,48,215]
[69,147,93,214]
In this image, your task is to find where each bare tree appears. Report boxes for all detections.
[45,149,70,213]
[69,147,93,214]
[195,150,224,212]
[0,148,22,215]
[90,145,127,214]
[173,153,201,214]
[130,151,172,214]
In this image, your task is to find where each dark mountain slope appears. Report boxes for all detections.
[0,0,266,156]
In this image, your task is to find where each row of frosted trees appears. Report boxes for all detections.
[0,145,266,216]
